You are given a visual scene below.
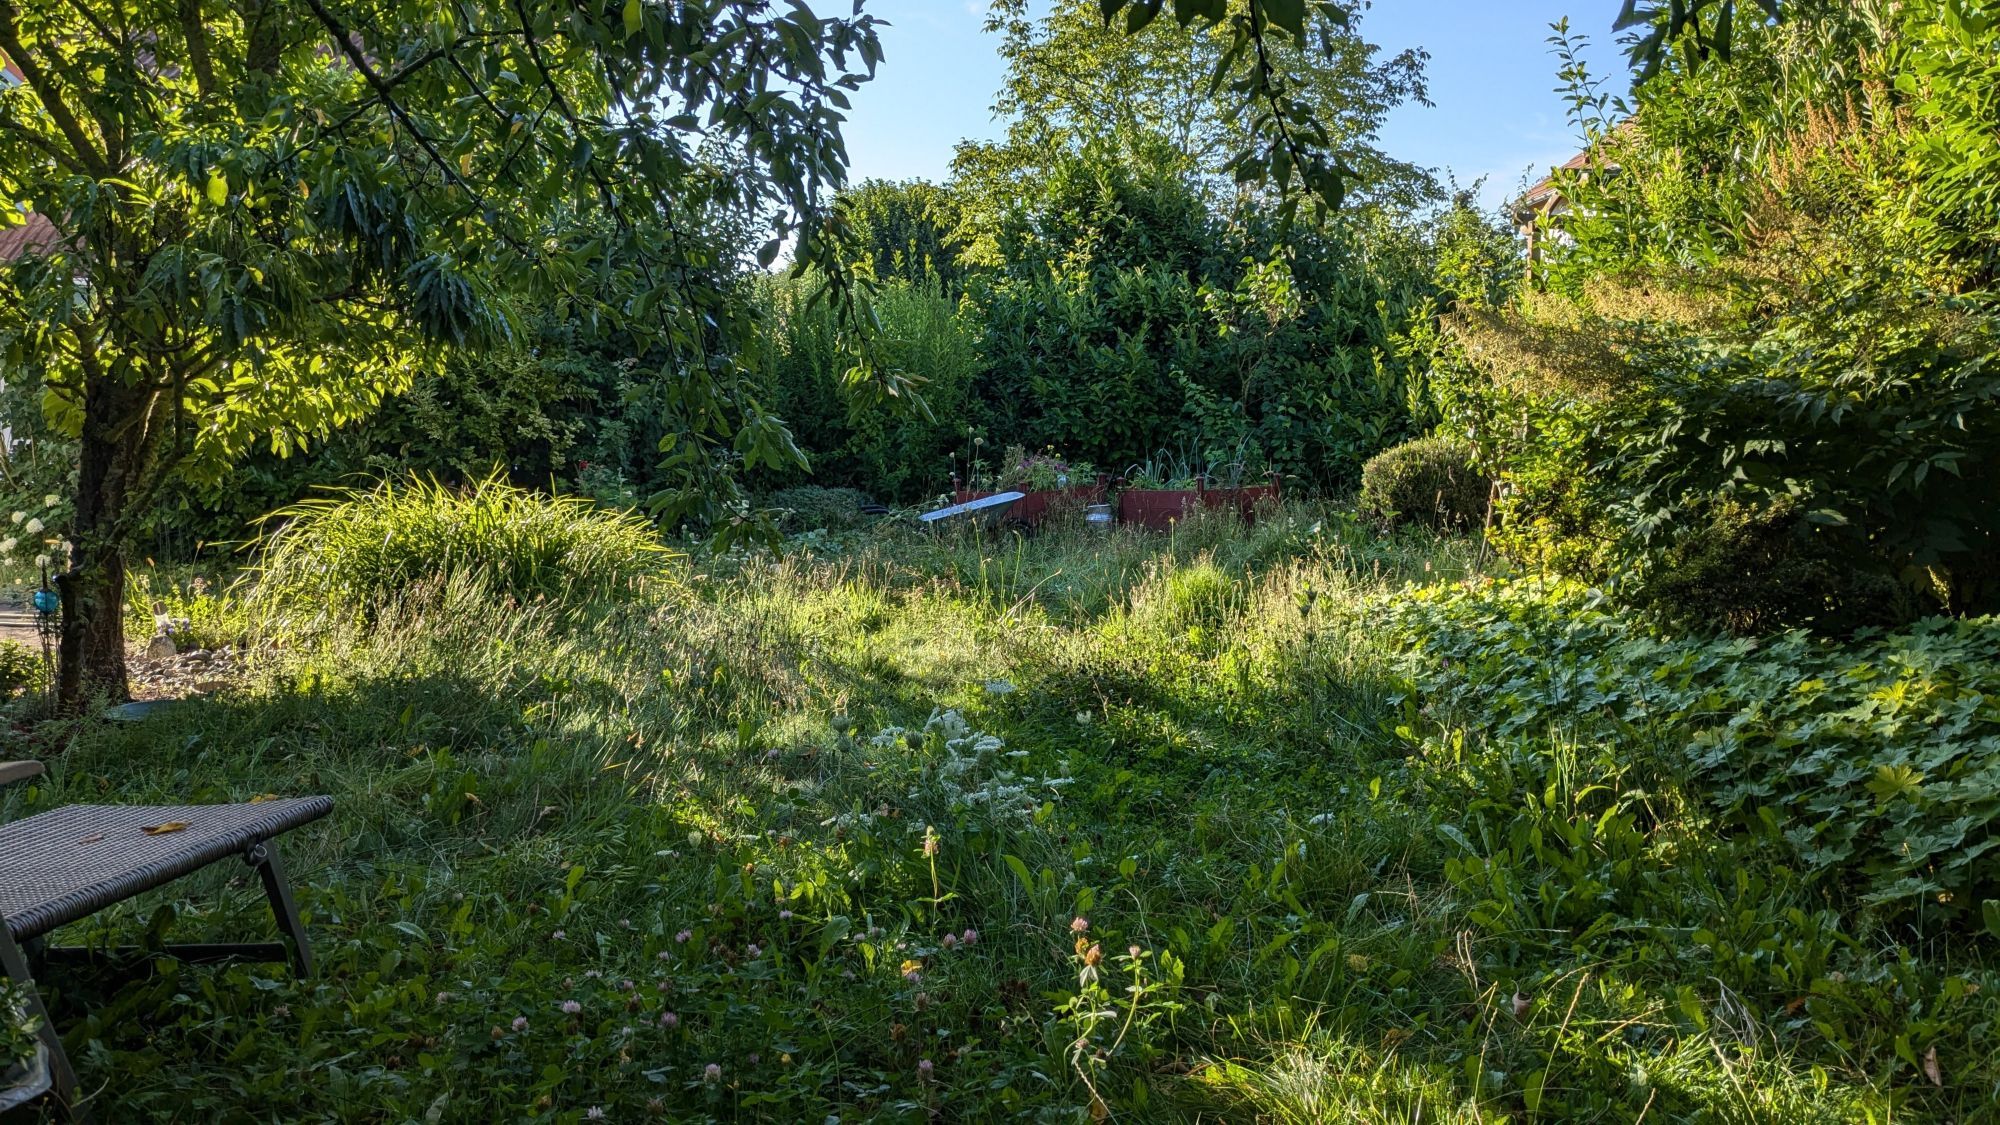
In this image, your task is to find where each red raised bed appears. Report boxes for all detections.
[1118,477,1280,530]
[952,480,1106,527]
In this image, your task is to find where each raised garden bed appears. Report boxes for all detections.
[1117,477,1280,530]
[952,480,1105,528]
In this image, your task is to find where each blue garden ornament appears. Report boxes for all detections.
[31,589,58,616]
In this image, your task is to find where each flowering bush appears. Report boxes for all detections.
[0,493,68,573]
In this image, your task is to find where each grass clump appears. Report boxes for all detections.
[252,476,673,628]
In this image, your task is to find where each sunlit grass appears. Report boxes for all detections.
[1,502,1974,1120]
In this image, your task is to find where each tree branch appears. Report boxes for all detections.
[0,0,112,176]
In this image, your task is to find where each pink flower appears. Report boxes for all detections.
[962,928,979,946]
[561,1000,582,1015]
[511,1016,529,1032]
[703,1062,722,1083]
[675,929,693,943]
[746,943,761,958]
[779,910,793,921]
[660,1011,679,1029]
[748,1053,761,1066]
[918,1058,934,1080]
[552,929,567,941]
[1070,917,1089,933]
[657,981,671,993]
[658,950,671,961]
[620,979,636,992]
[941,933,957,949]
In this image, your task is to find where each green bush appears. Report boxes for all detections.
[0,640,41,699]
[1632,497,1914,635]
[764,485,874,533]
[1357,436,1488,531]
[252,476,672,627]
[757,274,978,502]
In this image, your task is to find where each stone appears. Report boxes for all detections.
[145,634,177,660]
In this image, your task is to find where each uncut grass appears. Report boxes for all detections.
[4,509,1903,1120]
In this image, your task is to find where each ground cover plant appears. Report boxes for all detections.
[4,484,1991,1121]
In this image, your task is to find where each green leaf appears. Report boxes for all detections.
[623,0,643,39]
[205,170,228,208]
[1261,0,1307,36]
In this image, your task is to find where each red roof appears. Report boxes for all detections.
[0,212,61,261]
[1515,120,1638,218]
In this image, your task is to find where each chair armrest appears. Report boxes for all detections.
[0,761,46,788]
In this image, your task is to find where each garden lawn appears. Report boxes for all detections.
[6,506,1992,1121]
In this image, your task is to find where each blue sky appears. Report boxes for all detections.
[836,1,1630,211]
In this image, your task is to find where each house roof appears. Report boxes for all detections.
[0,212,61,261]
[1514,120,1638,222]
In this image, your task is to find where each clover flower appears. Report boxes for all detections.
[561,1000,582,1015]
[512,1016,529,1032]
[918,1058,934,1080]
[660,1011,679,1029]
[962,928,979,946]
[675,929,693,943]
[22,518,41,535]
[1070,917,1090,933]
[703,1062,722,1083]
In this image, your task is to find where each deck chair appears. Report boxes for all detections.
[0,760,331,1117]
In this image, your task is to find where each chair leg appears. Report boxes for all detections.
[244,842,314,979]
[0,924,82,1119]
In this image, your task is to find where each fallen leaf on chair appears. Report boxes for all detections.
[142,821,189,835]
[75,833,103,845]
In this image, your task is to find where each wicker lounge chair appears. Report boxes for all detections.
[0,760,332,1117]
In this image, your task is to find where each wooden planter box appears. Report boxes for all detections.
[952,481,1105,527]
[1117,478,1280,530]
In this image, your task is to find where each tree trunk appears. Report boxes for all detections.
[55,378,153,712]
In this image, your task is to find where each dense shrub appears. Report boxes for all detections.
[1382,579,2000,919]
[1446,5,2000,627]
[1357,436,1488,531]
[0,640,40,699]
[1631,497,1914,635]
[253,477,671,627]
[764,485,874,533]
[756,275,978,502]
